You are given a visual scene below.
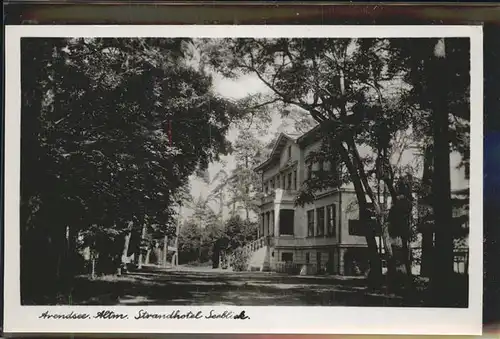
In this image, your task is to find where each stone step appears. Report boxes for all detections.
[247,245,270,272]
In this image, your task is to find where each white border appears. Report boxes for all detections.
[4,25,483,335]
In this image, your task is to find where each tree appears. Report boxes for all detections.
[387,38,470,305]
[205,38,416,289]
[178,220,202,264]
[178,194,222,263]
[223,215,258,251]
[205,37,470,296]
[20,37,240,300]
[209,167,230,227]
[226,130,267,220]
[278,107,318,134]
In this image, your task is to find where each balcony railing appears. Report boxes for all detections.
[242,236,265,256]
[260,188,299,205]
[279,188,298,201]
[260,190,275,205]
[273,262,319,275]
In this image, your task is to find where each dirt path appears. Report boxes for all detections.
[60,267,408,306]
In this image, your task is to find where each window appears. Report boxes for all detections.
[279,209,294,235]
[282,174,286,188]
[316,207,325,236]
[316,252,322,267]
[271,179,275,189]
[305,252,310,264]
[260,214,265,237]
[366,203,381,235]
[287,173,292,189]
[293,170,297,189]
[324,160,331,172]
[318,160,324,173]
[326,204,336,237]
[282,252,293,262]
[307,210,315,237]
[348,219,364,236]
[288,146,292,159]
[264,182,268,194]
[272,211,276,233]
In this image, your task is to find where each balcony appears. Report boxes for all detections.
[259,188,299,206]
[259,190,275,206]
[278,188,298,202]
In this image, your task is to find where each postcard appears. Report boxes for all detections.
[3,24,482,334]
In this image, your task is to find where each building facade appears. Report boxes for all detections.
[254,129,376,275]
[253,126,469,276]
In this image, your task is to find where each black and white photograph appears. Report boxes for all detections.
[4,25,482,334]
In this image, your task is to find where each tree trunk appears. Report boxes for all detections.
[220,191,224,227]
[91,247,97,280]
[138,221,147,269]
[387,208,413,295]
[121,221,133,271]
[347,137,395,258]
[245,155,251,222]
[51,222,67,284]
[346,139,395,261]
[336,142,383,289]
[175,204,181,266]
[420,230,433,277]
[163,235,168,267]
[347,136,414,295]
[429,38,455,307]
[420,145,434,277]
[91,258,96,279]
[67,225,79,277]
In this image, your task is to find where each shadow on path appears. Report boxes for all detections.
[24,268,416,307]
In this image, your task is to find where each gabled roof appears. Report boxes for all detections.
[297,125,321,146]
[254,133,298,172]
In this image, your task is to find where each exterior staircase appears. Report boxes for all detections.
[230,236,271,272]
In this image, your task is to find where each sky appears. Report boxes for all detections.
[181,72,275,221]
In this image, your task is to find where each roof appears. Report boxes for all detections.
[254,133,298,172]
[254,127,322,173]
[297,125,321,145]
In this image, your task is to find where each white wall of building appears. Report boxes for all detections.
[258,129,469,271]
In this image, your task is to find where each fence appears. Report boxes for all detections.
[410,247,469,275]
[274,262,318,275]
[242,237,265,256]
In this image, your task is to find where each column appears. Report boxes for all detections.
[264,212,269,236]
[258,213,266,238]
[274,205,280,237]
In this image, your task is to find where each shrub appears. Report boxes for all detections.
[231,249,251,272]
